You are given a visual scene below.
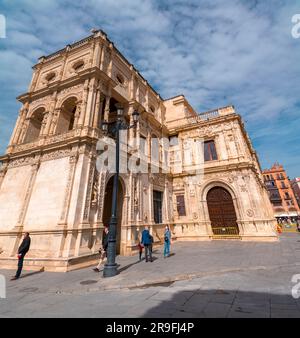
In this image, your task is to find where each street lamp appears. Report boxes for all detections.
[101,107,139,278]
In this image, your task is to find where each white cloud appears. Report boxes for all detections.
[0,0,299,176]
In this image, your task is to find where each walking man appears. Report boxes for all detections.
[93,225,109,272]
[11,232,31,280]
[141,226,153,262]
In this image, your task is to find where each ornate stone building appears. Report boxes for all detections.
[0,30,277,272]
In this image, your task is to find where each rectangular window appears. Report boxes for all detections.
[140,136,147,156]
[176,195,186,216]
[153,190,163,224]
[204,140,218,161]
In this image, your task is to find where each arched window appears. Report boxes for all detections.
[23,107,45,143]
[55,97,78,134]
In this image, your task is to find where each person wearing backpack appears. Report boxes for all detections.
[141,226,153,262]
[164,225,171,258]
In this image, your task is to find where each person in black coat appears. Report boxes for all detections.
[11,232,31,280]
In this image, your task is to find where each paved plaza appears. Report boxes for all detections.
[1,233,300,318]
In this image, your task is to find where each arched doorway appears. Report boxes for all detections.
[207,187,239,236]
[102,176,124,254]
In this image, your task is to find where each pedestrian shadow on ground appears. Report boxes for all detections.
[117,256,159,274]
[141,289,300,318]
[18,267,45,280]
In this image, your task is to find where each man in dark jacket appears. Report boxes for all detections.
[11,232,31,280]
[93,225,109,272]
[141,226,153,262]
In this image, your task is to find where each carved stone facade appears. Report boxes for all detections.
[0,30,277,272]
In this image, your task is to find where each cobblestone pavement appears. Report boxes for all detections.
[0,233,300,318]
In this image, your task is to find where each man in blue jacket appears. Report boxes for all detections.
[141,226,153,262]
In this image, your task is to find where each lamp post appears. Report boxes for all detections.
[101,107,139,278]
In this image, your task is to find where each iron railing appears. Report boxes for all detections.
[212,226,239,236]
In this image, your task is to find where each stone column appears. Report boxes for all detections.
[128,105,135,147]
[100,42,105,71]
[10,105,28,145]
[58,153,79,227]
[84,78,97,127]
[104,95,111,122]
[147,129,151,164]
[108,43,114,77]
[77,79,90,126]
[149,176,154,224]
[73,102,82,128]
[29,65,42,92]
[58,50,69,82]
[43,92,58,136]
[89,40,96,68]
[137,174,142,223]
[49,108,60,135]
[129,66,135,100]
[18,118,30,144]
[92,88,103,129]
[164,180,170,222]
[93,39,101,67]
[74,153,96,256]
[40,111,49,136]
[80,153,96,227]
[96,172,106,224]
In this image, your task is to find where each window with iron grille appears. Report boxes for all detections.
[153,190,163,224]
[204,140,218,161]
[176,195,186,216]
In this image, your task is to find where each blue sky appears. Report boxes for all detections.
[0,0,299,177]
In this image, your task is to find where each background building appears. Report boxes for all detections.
[0,30,277,272]
[291,177,300,209]
[263,163,300,222]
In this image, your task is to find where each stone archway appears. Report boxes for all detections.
[207,186,239,236]
[102,176,124,254]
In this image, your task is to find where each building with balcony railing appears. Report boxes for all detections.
[0,30,277,272]
[263,163,300,221]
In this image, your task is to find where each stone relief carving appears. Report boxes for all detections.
[83,155,97,221]
[97,172,106,221]
[41,149,72,162]
[240,185,248,192]
[247,209,254,217]
[91,171,99,207]
[8,156,35,168]
[29,96,52,111]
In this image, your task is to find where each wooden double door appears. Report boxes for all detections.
[207,187,239,236]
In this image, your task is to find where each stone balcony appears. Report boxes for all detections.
[167,105,236,131]
[5,126,102,156]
